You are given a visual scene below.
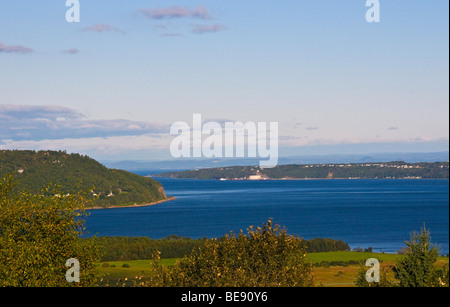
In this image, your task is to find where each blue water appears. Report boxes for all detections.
[84,178,449,254]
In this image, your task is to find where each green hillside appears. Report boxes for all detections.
[156,161,449,180]
[0,150,168,208]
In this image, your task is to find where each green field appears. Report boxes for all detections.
[306,251,399,264]
[98,258,177,286]
[97,252,449,287]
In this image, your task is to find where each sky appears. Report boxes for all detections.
[0,0,449,161]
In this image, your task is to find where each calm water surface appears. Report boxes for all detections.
[84,178,449,254]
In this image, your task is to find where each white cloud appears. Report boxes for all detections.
[0,104,168,141]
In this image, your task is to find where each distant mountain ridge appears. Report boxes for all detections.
[0,150,169,208]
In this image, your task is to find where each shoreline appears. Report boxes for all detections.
[87,196,176,210]
[155,177,448,181]
[261,177,445,180]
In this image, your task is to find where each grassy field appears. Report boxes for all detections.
[97,252,449,287]
[306,251,399,264]
[98,258,177,286]
[306,251,394,287]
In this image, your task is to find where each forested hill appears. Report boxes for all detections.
[0,150,168,208]
[155,162,449,180]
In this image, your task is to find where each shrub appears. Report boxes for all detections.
[0,174,101,287]
[146,220,314,287]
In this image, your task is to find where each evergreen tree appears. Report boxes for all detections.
[393,226,441,287]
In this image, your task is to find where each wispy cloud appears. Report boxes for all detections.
[139,6,211,20]
[161,33,183,38]
[0,42,33,54]
[306,127,319,131]
[139,6,225,37]
[83,24,122,34]
[0,105,167,142]
[62,48,80,54]
[191,24,225,34]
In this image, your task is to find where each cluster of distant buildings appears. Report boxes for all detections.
[300,163,424,169]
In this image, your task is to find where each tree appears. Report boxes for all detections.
[0,174,100,287]
[147,220,314,287]
[355,226,449,287]
[393,225,443,287]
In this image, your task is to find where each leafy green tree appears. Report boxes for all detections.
[147,220,314,287]
[393,226,443,287]
[0,174,101,287]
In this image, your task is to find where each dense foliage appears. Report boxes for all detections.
[158,162,449,180]
[0,150,167,208]
[146,220,314,287]
[306,238,350,253]
[0,175,101,286]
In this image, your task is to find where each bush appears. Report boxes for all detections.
[146,220,314,287]
[0,174,101,287]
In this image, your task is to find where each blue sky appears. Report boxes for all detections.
[0,1,448,161]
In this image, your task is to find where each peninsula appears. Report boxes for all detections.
[0,150,172,209]
[155,162,449,180]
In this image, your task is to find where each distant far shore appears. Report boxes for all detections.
[154,161,449,180]
[87,196,176,210]
[224,177,449,181]
[155,176,449,181]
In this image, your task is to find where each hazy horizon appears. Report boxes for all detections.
[1,1,448,163]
